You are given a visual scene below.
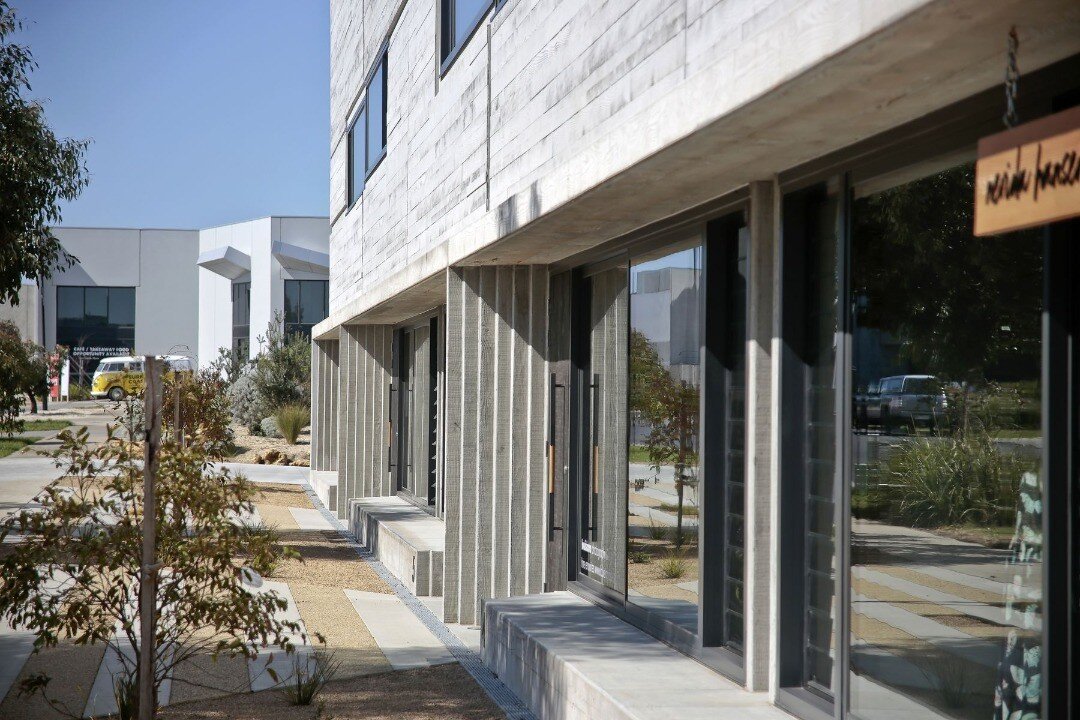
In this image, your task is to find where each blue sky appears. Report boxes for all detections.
[14,0,329,229]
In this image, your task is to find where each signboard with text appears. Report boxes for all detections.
[975,105,1080,236]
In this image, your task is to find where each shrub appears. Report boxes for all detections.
[68,383,92,401]
[887,430,1033,527]
[228,370,269,432]
[163,369,234,458]
[252,316,311,409]
[207,345,250,385]
[261,416,282,439]
[647,519,668,542]
[282,649,339,706]
[275,404,310,445]
[658,553,688,579]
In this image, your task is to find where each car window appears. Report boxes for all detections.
[903,377,939,394]
[879,378,901,393]
[98,363,114,373]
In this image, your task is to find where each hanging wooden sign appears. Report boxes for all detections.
[974,105,1080,236]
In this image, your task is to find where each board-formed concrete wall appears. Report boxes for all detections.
[326,0,949,318]
[443,266,549,624]
[311,338,340,473]
[336,324,394,519]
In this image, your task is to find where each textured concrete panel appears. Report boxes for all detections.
[443,265,549,624]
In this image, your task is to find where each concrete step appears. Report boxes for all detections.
[348,496,444,597]
[483,592,790,720]
[311,469,338,511]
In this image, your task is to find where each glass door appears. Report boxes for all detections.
[574,265,629,595]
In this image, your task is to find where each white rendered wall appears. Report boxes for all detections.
[44,228,199,357]
[198,217,330,367]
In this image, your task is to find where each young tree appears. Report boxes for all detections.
[629,329,699,546]
[0,399,303,718]
[0,319,50,429]
[252,313,311,410]
[0,1,90,305]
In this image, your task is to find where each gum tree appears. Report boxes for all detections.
[0,0,90,305]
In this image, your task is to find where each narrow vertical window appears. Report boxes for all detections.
[348,112,365,206]
[366,55,386,172]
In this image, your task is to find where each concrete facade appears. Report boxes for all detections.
[316,0,1080,717]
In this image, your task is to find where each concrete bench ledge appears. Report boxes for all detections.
[348,496,444,597]
[310,470,338,512]
[483,592,790,720]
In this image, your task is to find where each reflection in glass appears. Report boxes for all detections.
[798,186,840,695]
[284,280,329,339]
[626,242,702,633]
[365,58,385,170]
[849,163,1043,720]
[581,267,628,594]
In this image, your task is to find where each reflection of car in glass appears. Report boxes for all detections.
[91,355,195,401]
[876,374,945,433]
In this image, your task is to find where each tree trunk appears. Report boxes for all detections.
[26,393,37,414]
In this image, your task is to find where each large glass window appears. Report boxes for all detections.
[347,49,388,207]
[779,182,841,703]
[284,280,329,339]
[55,286,137,381]
[627,241,702,633]
[232,281,250,356]
[440,0,494,66]
[849,162,1044,720]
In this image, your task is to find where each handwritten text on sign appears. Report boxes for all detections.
[975,105,1080,236]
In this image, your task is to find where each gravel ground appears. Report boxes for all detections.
[230,423,310,465]
[160,664,504,720]
[1,480,498,719]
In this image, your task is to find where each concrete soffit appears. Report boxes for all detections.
[316,0,1080,339]
[272,241,331,274]
[196,245,251,280]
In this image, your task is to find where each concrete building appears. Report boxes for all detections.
[1,218,329,384]
[312,1,1080,719]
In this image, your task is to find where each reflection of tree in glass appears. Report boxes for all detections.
[852,163,1041,385]
[629,329,698,546]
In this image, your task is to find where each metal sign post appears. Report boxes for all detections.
[139,356,162,720]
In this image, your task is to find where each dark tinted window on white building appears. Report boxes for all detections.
[440,0,494,66]
[284,280,329,339]
[347,49,388,206]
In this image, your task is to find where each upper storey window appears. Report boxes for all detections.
[440,0,496,69]
[348,50,388,208]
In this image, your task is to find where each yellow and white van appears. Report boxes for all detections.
[91,355,195,401]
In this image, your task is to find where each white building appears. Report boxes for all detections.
[1,217,329,383]
[196,216,330,368]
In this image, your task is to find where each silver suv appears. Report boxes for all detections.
[876,374,946,433]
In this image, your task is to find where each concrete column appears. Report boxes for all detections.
[746,179,779,692]
[443,265,549,625]
[335,324,393,519]
[311,338,339,472]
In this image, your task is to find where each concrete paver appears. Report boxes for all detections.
[343,589,455,671]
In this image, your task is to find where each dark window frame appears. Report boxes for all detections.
[231,281,251,356]
[283,279,329,340]
[391,311,443,515]
[564,211,750,683]
[439,0,497,76]
[346,47,389,208]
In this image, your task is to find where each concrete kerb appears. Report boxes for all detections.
[299,483,536,720]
